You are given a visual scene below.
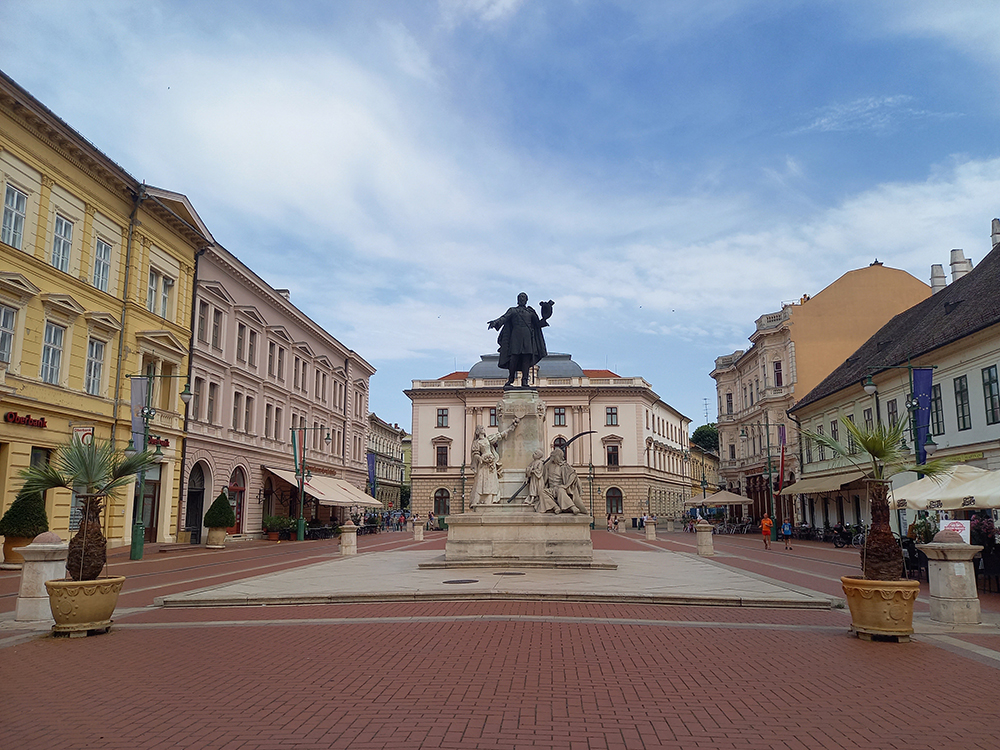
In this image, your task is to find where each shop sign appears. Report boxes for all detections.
[149,436,170,448]
[4,411,47,428]
[72,426,95,445]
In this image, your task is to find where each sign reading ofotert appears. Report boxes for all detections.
[4,412,47,428]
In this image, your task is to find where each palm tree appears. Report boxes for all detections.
[19,439,156,581]
[806,417,955,580]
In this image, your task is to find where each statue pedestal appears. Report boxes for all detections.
[496,389,545,502]
[420,505,615,569]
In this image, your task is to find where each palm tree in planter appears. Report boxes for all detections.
[19,438,156,636]
[806,417,955,641]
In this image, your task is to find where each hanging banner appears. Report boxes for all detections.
[367,452,376,497]
[912,367,934,464]
[130,377,149,452]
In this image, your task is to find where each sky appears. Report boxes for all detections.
[2,0,999,432]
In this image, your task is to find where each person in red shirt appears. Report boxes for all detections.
[761,514,773,550]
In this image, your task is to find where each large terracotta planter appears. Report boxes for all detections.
[2,536,33,568]
[205,527,227,549]
[841,576,920,642]
[45,575,126,637]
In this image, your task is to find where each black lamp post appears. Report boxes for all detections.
[125,373,192,560]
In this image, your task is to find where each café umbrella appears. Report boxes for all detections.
[889,465,1000,510]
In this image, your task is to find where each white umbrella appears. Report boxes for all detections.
[889,465,1000,510]
[684,490,749,508]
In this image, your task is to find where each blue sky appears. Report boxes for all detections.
[3,1,999,430]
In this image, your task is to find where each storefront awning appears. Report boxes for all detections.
[263,466,382,508]
[778,470,865,496]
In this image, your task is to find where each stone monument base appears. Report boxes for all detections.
[419,505,616,570]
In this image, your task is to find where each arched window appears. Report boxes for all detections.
[606,487,623,515]
[553,436,567,456]
[434,488,451,516]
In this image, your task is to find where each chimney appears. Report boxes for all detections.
[950,249,973,283]
[930,264,947,294]
[992,218,1000,248]
[276,289,290,300]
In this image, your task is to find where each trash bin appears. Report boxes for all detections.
[438,516,448,531]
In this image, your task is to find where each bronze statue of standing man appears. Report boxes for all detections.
[488,293,554,389]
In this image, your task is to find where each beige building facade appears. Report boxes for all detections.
[182,245,375,540]
[405,354,691,525]
[367,413,406,510]
[712,262,931,521]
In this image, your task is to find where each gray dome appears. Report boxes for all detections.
[467,353,583,379]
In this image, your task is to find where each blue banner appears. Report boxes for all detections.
[912,367,934,464]
[367,451,376,497]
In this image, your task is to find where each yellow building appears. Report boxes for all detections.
[0,70,211,546]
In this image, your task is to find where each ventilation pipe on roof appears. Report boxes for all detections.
[930,264,947,294]
[950,249,973,283]
[992,218,1000,248]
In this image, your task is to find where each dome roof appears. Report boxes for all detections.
[467,353,584,379]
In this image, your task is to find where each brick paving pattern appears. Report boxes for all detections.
[1,529,998,749]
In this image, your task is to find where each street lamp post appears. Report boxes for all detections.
[291,426,332,541]
[588,462,595,529]
[124,373,192,560]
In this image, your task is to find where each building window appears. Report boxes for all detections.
[211,310,222,348]
[84,338,105,395]
[773,361,783,388]
[489,408,497,427]
[436,445,448,467]
[437,409,449,428]
[554,407,566,426]
[146,269,174,318]
[845,415,858,454]
[954,375,971,431]
[274,407,283,440]
[830,420,839,444]
[725,393,733,415]
[197,302,208,342]
[0,304,14,363]
[268,342,275,375]
[606,407,618,426]
[232,392,242,430]
[728,443,736,460]
[236,324,246,362]
[293,356,301,389]
[277,347,285,380]
[40,322,65,384]
[51,215,73,272]
[929,384,944,436]
[886,399,898,428]
[245,397,254,434]
[207,383,218,423]
[863,408,873,432]
[93,238,111,292]
[553,436,567,456]
[984,366,1000,425]
[606,487,623,515]
[247,330,257,367]
[2,185,27,249]
[816,424,825,461]
[192,378,203,420]
[606,444,619,466]
[434,489,450,516]
[804,437,812,464]
[264,403,273,436]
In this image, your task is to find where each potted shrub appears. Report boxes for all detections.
[262,515,289,541]
[204,492,236,549]
[808,417,954,641]
[18,438,156,636]
[0,488,49,568]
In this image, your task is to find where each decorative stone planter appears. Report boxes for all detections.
[205,527,227,549]
[840,576,920,642]
[45,575,126,637]
[2,536,33,569]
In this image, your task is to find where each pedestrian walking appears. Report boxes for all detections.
[761,513,773,550]
[782,518,793,550]
[613,516,619,532]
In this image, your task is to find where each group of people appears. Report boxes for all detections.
[759,513,795,551]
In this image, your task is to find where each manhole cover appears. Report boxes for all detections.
[494,572,525,576]
[443,579,479,584]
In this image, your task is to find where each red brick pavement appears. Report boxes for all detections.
[1,528,998,749]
